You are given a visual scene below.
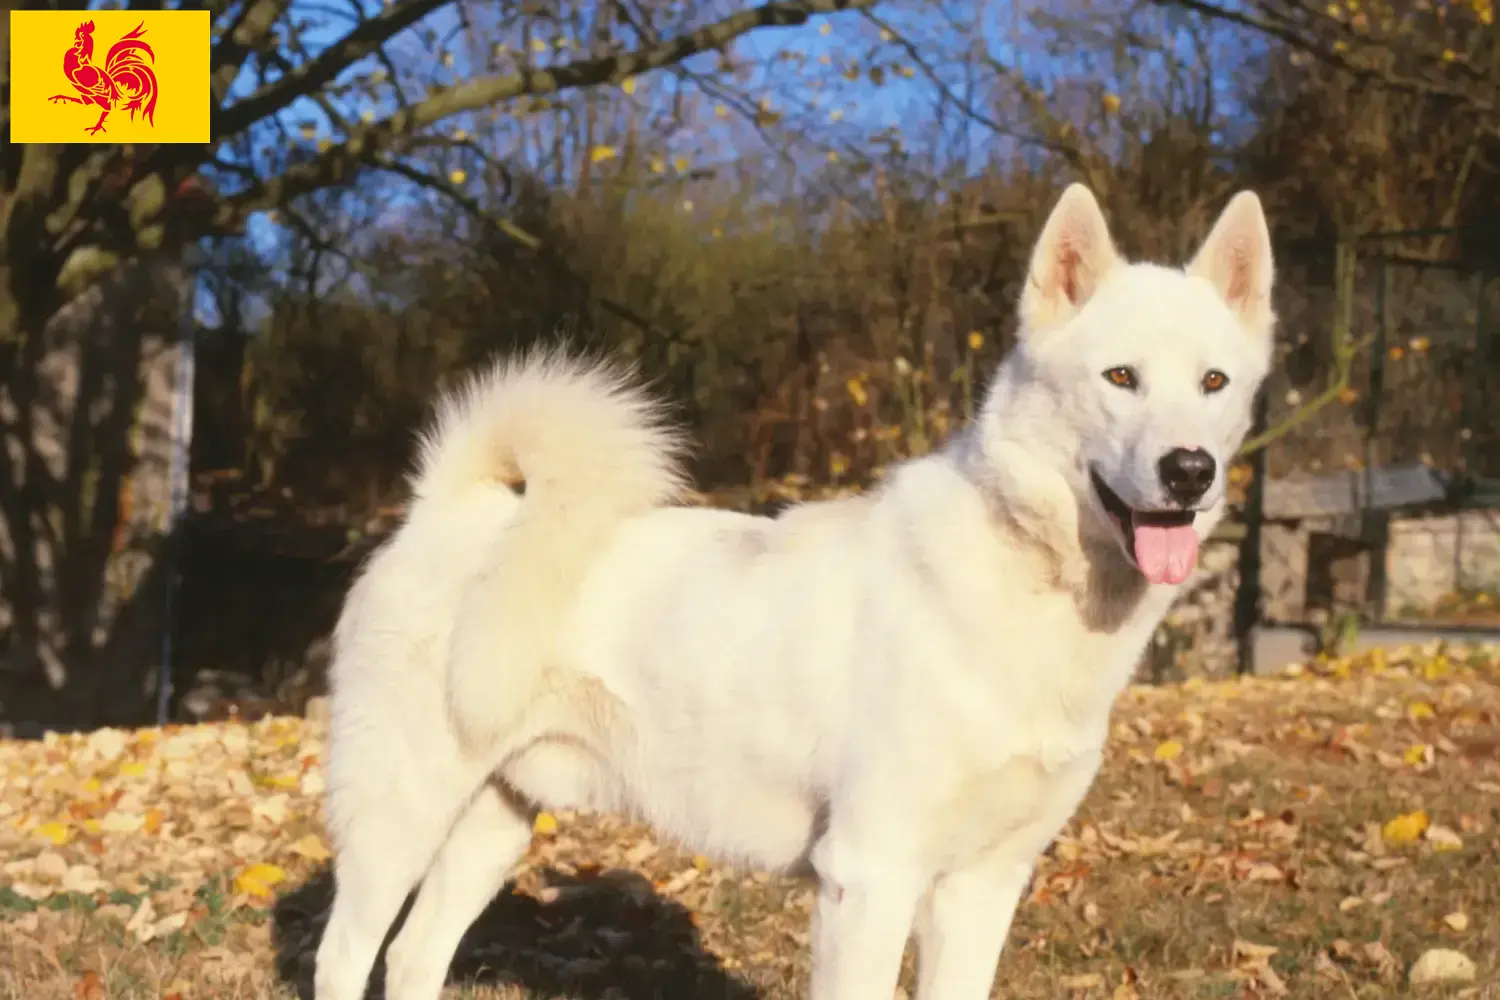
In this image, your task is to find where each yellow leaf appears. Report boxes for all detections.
[288,834,332,862]
[533,811,559,835]
[1154,739,1184,762]
[1102,93,1122,114]
[1441,48,1457,62]
[1443,911,1469,932]
[119,762,147,778]
[531,38,547,53]
[845,378,868,407]
[35,820,71,845]
[233,862,288,898]
[714,104,727,118]
[589,145,617,164]
[827,151,839,163]
[1408,701,1435,721]
[967,331,984,351]
[256,773,299,790]
[1404,743,1430,766]
[143,808,164,835]
[820,21,832,34]
[1382,809,1430,845]
[1410,335,1431,352]
[449,169,467,185]
[621,77,636,95]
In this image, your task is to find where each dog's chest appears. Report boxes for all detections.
[921,736,1103,873]
[912,599,1157,869]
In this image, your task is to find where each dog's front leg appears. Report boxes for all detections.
[810,877,922,1000]
[911,856,1032,1000]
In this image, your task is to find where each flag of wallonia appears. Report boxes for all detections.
[10,10,210,143]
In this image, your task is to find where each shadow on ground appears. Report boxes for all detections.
[272,865,761,1000]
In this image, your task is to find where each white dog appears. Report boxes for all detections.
[313,183,1275,1000]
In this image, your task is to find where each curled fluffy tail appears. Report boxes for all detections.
[414,350,689,752]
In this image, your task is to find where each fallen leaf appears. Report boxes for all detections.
[288,833,332,862]
[73,971,105,1000]
[1234,939,1279,962]
[1404,743,1432,766]
[1382,809,1430,845]
[533,812,559,835]
[34,820,71,845]
[1060,972,1104,990]
[1426,824,1463,852]
[233,862,288,898]
[1409,948,1476,984]
[1443,911,1469,932]
[1362,941,1401,980]
[1154,739,1183,762]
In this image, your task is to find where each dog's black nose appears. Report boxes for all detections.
[1158,448,1215,506]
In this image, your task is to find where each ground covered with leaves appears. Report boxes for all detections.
[2,645,1498,1000]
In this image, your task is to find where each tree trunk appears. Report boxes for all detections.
[0,258,191,732]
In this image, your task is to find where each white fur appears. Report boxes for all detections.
[314,185,1276,1000]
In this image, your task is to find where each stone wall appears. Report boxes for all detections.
[1147,507,1500,680]
[1386,511,1500,614]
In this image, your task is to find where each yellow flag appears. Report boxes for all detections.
[9,10,210,143]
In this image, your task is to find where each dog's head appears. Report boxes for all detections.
[1005,185,1275,586]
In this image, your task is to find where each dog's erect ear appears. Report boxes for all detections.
[1189,191,1275,336]
[1019,184,1119,336]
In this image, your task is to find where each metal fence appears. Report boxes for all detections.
[1232,229,1500,672]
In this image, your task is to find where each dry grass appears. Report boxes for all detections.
[3,644,1498,999]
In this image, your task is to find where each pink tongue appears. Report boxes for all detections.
[1132,520,1199,585]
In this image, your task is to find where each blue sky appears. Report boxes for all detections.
[175,0,1265,322]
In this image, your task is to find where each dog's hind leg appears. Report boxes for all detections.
[384,782,534,1000]
[313,758,489,1000]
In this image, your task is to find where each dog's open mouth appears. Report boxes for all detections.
[1090,468,1200,586]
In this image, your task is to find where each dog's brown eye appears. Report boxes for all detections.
[1201,370,1229,394]
[1103,366,1138,390]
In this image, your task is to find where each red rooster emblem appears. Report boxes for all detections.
[48,20,159,136]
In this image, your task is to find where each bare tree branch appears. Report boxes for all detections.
[216,0,452,136]
[1154,0,1499,133]
[213,0,879,226]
